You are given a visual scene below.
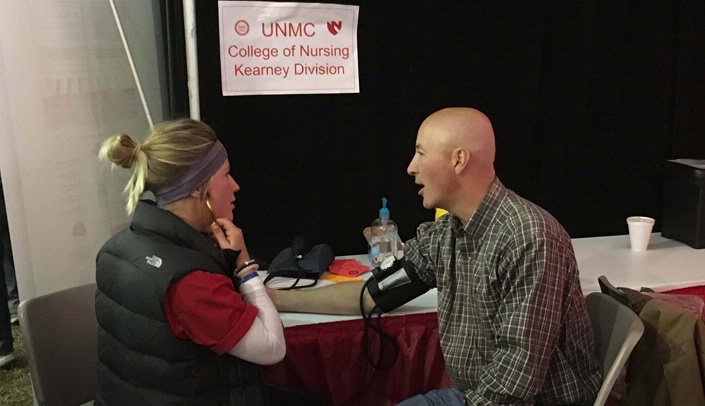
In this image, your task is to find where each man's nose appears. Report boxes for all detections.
[407,159,416,176]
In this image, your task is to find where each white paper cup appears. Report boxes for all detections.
[626,216,655,252]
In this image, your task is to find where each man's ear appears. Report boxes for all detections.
[452,148,470,174]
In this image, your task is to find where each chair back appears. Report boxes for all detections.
[585,292,644,406]
[18,283,98,406]
[597,275,631,307]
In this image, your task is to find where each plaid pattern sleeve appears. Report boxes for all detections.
[404,220,440,288]
[405,179,602,405]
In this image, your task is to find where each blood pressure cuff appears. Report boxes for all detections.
[266,243,334,281]
[367,258,430,313]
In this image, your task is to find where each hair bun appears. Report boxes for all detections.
[126,140,142,167]
[107,133,140,169]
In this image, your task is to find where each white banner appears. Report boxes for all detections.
[218,1,359,96]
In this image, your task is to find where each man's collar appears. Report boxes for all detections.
[450,177,505,238]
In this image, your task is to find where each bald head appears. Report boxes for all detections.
[418,107,496,167]
[408,108,497,222]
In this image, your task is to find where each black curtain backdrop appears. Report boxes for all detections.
[161,1,705,261]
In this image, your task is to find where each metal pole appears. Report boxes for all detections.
[182,0,200,119]
[108,0,154,128]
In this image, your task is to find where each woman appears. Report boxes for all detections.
[95,119,317,405]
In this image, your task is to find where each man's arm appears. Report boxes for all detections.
[270,256,433,315]
[269,280,375,315]
[270,220,439,316]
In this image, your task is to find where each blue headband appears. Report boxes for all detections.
[154,140,227,206]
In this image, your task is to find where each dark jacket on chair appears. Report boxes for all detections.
[94,201,266,405]
[619,288,705,406]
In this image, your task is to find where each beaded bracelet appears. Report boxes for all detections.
[236,260,259,277]
[235,259,256,274]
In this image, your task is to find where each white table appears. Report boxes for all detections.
[274,233,705,327]
[574,232,705,294]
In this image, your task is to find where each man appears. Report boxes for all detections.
[273,107,602,405]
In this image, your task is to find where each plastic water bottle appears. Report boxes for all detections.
[369,197,398,266]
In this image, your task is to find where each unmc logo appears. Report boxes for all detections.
[234,19,249,36]
[327,21,342,35]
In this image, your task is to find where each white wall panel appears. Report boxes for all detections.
[0,0,164,299]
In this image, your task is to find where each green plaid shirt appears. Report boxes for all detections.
[405,178,602,405]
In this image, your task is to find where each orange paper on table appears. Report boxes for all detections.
[328,259,370,278]
[320,273,360,283]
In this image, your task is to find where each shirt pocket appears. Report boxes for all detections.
[468,259,497,304]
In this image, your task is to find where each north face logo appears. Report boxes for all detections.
[146,255,162,268]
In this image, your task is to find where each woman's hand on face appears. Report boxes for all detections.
[210,218,247,253]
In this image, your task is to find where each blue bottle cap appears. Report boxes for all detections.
[379,197,389,218]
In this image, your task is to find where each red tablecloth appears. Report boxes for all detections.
[663,285,705,301]
[262,312,451,406]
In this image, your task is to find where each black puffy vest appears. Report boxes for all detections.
[95,201,266,405]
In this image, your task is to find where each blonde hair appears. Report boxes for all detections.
[99,118,218,214]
